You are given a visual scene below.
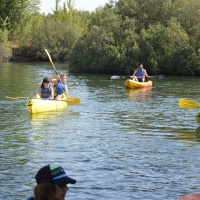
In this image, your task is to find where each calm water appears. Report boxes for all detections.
[0,62,200,200]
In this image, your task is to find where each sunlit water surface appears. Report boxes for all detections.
[0,62,200,200]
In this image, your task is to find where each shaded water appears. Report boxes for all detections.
[0,62,200,200]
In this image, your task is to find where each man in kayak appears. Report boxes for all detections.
[49,74,68,100]
[35,77,54,99]
[26,163,76,200]
[130,63,150,82]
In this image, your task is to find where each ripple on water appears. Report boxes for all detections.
[1,71,200,199]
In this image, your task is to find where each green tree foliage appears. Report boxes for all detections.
[138,23,165,74]
[28,16,81,61]
[0,0,40,34]
[69,7,140,74]
[68,0,200,75]
[0,29,12,61]
[172,0,200,35]
[15,0,90,61]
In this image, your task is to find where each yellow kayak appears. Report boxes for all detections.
[27,98,69,114]
[124,79,153,89]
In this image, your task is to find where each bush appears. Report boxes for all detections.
[0,29,12,61]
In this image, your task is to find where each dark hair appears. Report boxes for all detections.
[34,182,56,200]
[41,77,50,88]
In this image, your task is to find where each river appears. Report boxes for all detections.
[0,62,200,200]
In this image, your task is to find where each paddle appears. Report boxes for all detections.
[179,98,200,109]
[65,97,80,105]
[45,49,60,77]
[111,75,165,79]
[44,49,80,106]
[6,95,80,105]
[6,96,29,100]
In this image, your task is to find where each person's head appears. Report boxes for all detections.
[138,63,143,69]
[60,74,66,84]
[42,77,50,89]
[34,164,76,200]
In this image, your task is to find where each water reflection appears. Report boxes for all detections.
[28,109,67,120]
[28,109,73,129]
[194,126,200,139]
[195,112,200,124]
[125,87,152,101]
[176,126,200,141]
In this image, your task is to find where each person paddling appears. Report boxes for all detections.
[49,74,68,100]
[130,63,150,82]
[35,77,54,99]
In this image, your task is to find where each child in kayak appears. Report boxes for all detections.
[35,77,54,99]
[49,74,68,100]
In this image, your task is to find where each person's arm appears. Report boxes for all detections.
[144,70,150,78]
[130,70,136,79]
[50,87,54,99]
[35,88,41,99]
[64,85,68,96]
[49,75,58,85]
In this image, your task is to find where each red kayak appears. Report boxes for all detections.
[179,194,200,200]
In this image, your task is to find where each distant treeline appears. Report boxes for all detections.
[1,0,200,75]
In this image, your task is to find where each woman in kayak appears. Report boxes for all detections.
[26,163,76,200]
[35,77,54,99]
[49,74,68,100]
[130,63,150,82]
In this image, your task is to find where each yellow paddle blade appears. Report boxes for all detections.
[65,97,80,106]
[179,98,200,109]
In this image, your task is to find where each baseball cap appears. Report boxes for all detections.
[35,164,76,185]
[43,77,49,83]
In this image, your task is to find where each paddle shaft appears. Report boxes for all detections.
[6,96,29,100]
[111,75,165,79]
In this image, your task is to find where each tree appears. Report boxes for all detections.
[0,0,40,34]
[0,29,12,61]
[69,7,139,74]
[29,16,81,61]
